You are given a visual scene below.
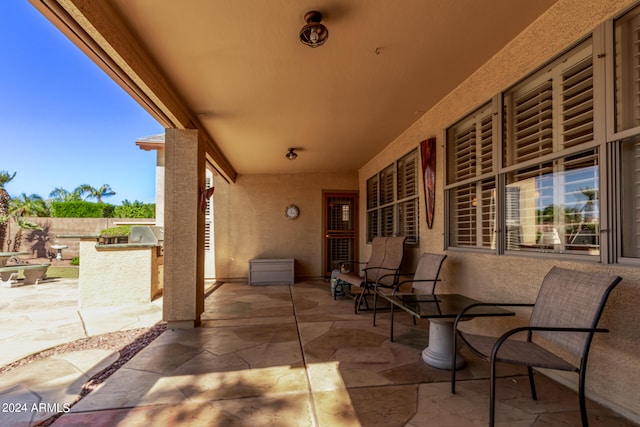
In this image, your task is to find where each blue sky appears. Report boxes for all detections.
[0,1,164,205]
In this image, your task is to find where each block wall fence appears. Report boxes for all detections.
[3,217,156,260]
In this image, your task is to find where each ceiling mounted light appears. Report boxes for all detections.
[286,148,298,160]
[300,11,328,48]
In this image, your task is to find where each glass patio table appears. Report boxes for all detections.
[383,293,515,370]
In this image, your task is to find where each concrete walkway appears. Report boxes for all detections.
[0,278,162,367]
[0,278,162,426]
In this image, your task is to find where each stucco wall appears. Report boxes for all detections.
[213,171,358,280]
[78,238,163,308]
[358,0,640,422]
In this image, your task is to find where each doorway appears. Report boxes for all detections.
[323,191,358,277]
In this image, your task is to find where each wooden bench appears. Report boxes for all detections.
[0,264,50,287]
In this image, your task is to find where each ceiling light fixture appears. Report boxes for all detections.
[286,148,298,160]
[300,11,328,48]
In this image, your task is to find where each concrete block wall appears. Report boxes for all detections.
[4,217,155,260]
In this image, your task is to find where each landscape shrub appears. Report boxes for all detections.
[50,201,114,218]
[113,200,155,218]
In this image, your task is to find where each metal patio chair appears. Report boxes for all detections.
[332,236,386,300]
[451,266,622,427]
[372,252,447,326]
[336,236,406,314]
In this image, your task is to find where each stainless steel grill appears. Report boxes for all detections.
[129,226,164,245]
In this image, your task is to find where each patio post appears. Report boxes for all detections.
[163,128,206,328]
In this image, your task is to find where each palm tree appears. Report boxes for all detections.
[49,187,82,202]
[75,184,116,203]
[73,184,94,201]
[11,193,49,217]
[94,184,116,203]
[0,171,16,251]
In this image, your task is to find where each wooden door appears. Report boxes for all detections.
[323,191,358,277]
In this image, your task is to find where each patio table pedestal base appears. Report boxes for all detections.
[386,293,514,370]
[422,318,465,370]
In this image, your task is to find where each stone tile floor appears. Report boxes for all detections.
[50,280,636,426]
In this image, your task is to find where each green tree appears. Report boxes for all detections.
[49,187,82,202]
[75,184,116,203]
[11,193,49,217]
[0,171,16,251]
[114,200,156,218]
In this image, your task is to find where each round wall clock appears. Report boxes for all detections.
[285,204,300,220]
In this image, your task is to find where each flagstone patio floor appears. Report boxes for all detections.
[49,280,637,426]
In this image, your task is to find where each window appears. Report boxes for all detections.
[204,174,214,251]
[614,6,640,133]
[445,3,640,263]
[502,41,597,255]
[366,175,379,242]
[446,40,599,257]
[620,138,640,257]
[448,180,496,248]
[505,150,599,255]
[613,5,640,260]
[446,103,496,249]
[503,43,594,168]
[366,149,419,244]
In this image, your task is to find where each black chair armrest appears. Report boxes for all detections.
[364,267,401,280]
[363,266,399,272]
[368,269,404,292]
[490,325,609,359]
[392,278,442,293]
[454,302,535,331]
[397,278,441,286]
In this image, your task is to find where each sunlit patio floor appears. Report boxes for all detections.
[52,280,636,426]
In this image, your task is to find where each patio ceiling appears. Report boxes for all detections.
[31,0,557,182]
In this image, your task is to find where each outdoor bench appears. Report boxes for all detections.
[0,264,50,287]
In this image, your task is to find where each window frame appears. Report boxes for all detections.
[442,3,640,265]
[445,101,498,251]
[445,36,607,261]
[366,148,420,245]
[607,4,640,265]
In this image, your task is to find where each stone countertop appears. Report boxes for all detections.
[95,243,159,250]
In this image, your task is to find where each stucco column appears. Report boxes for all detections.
[163,128,205,328]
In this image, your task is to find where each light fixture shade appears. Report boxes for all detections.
[286,148,298,160]
[300,11,328,48]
